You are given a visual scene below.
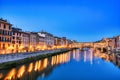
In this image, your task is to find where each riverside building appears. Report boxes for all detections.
[0,18,12,54]
[0,18,75,54]
[12,27,23,53]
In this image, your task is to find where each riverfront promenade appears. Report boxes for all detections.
[0,48,69,64]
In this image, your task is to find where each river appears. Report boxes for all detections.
[0,48,120,80]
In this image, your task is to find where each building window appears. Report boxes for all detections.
[8,44,10,47]
[4,24,6,29]
[5,30,7,35]
[3,44,5,49]
[3,30,5,35]
[10,32,12,36]
[9,25,11,30]
[13,32,15,35]
[0,29,2,34]
[12,41,15,44]
[13,37,15,39]
[9,38,11,42]
[20,33,21,36]
[2,37,5,42]
[0,43,1,49]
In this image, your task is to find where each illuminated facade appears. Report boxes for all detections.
[61,37,67,47]
[0,18,12,54]
[61,37,72,48]
[39,31,54,49]
[54,37,73,48]
[0,18,75,54]
[67,39,73,48]
[54,37,62,48]
[12,27,23,53]
[22,32,30,52]
[32,32,45,50]
[107,36,120,51]
[37,34,45,50]
[29,32,37,51]
[114,36,120,50]
[108,38,115,50]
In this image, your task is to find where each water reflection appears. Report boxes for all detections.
[28,63,33,73]
[17,65,26,78]
[93,49,119,66]
[84,51,87,62]
[83,49,93,64]
[0,51,75,80]
[0,49,120,80]
[4,68,16,80]
[73,49,80,61]
[0,73,3,79]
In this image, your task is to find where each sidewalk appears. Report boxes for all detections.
[0,49,68,64]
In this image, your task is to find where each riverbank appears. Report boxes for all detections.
[0,48,77,70]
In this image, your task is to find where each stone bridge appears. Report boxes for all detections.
[72,41,108,51]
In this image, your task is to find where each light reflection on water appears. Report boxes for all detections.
[4,68,16,80]
[0,51,73,80]
[0,49,120,80]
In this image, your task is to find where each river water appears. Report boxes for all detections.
[0,49,120,80]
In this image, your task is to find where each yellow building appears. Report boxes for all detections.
[0,18,12,54]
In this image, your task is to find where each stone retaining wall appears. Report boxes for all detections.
[0,48,68,64]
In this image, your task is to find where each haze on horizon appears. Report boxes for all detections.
[0,0,120,42]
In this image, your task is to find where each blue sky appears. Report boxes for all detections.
[0,0,120,42]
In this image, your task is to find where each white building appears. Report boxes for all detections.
[38,31,54,49]
[29,32,37,51]
[37,33,45,50]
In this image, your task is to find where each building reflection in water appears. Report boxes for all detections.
[43,58,48,68]
[0,73,3,79]
[4,68,16,80]
[51,51,71,66]
[17,65,26,78]
[73,49,80,61]
[82,48,120,66]
[84,51,87,62]
[93,48,120,67]
[1,49,120,80]
[28,63,33,73]
[94,49,109,62]
[0,50,77,80]
[83,49,93,64]
[90,49,93,65]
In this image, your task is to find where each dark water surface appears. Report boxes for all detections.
[0,49,120,80]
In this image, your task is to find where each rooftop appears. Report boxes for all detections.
[0,18,12,25]
[12,27,22,32]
